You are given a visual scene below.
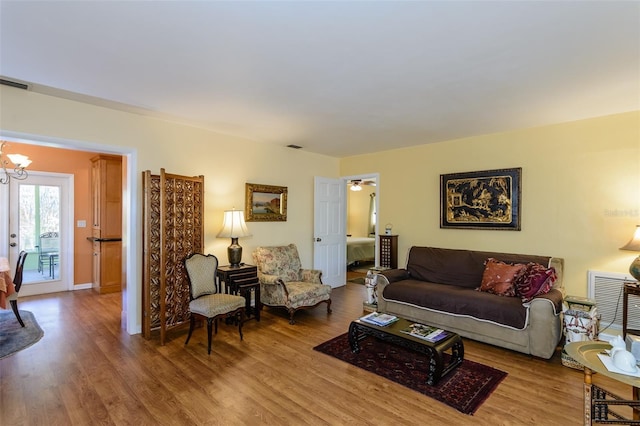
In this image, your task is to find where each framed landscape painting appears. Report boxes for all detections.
[245,183,288,222]
[440,167,521,230]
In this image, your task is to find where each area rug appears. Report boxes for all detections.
[0,310,44,359]
[313,333,507,415]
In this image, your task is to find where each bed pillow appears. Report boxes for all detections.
[477,258,526,297]
[514,262,557,302]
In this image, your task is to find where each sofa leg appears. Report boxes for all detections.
[326,299,332,314]
[288,309,296,325]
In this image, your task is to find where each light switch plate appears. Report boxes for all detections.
[77,220,86,228]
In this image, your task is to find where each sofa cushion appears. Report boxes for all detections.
[478,258,526,297]
[405,247,552,289]
[382,279,528,329]
[515,263,557,302]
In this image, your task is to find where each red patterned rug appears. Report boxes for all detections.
[313,333,507,415]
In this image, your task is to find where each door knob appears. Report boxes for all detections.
[10,233,16,238]
[315,238,322,242]
[9,242,17,247]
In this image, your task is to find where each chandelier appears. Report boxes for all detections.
[0,141,31,184]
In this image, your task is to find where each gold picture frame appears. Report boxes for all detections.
[245,183,288,222]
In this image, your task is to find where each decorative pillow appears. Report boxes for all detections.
[477,258,526,297]
[514,262,557,302]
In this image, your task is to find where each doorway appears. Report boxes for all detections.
[346,175,378,283]
[0,131,139,335]
[8,172,73,296]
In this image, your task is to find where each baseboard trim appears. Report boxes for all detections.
[73,283,93,290]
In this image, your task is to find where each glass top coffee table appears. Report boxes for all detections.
[348,316,464,385]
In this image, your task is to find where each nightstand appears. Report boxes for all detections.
[217,264,261,322]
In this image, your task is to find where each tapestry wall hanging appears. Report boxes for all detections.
[440,167,521,230]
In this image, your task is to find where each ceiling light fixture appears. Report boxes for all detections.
[0,141,31,184]
[350,181,362,191]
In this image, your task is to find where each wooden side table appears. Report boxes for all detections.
[565,341,640,425]
[623,282,640,338]
[217,264,261,322]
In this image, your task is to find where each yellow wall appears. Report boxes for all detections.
[340,111,640,297]
[0,86,340,329]
[2,84,639,303]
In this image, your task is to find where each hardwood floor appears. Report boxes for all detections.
[0,283,630,425]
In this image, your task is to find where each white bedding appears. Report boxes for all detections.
[347,237,375,265]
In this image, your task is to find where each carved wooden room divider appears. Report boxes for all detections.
[142,169,204,344]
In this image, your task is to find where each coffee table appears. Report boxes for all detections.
[348,316,464,385]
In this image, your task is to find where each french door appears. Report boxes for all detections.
[8,172,73,296]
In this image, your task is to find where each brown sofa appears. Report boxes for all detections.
[377,246,564,359]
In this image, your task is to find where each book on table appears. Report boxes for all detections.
[400,323,449,342]
[359,312,398,326]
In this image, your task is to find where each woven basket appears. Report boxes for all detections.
[561,348,584,370]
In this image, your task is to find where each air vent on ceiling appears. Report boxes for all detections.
[0,78,30,90]
[286,144,303,149]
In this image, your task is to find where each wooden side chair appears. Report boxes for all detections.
[252,244,332,324]
[9,250,28,327]
[184,253,246,354]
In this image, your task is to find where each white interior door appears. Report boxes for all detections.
[8,172,73,295]
[313,176,346,287]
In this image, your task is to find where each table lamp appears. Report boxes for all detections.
[217,209,251,267]
[620,225,640,281]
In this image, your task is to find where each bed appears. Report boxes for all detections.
[346,236,375,265]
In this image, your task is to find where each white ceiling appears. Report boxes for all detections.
[1,1,638,158]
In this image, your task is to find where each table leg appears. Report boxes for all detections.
[634,386,640,420]
[584,367,592,426]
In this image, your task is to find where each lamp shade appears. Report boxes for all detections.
[621,225,640,252]
[621,225,640,281]
[217,210,251,239]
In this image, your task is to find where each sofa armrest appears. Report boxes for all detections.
[527,288,563,315]
[300,268,323,284]
[380,269,410,283]
[525,288,563,358]
[257,272,282,285]
[257,272,290,299]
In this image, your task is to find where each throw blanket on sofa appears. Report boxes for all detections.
[381,247,563,329]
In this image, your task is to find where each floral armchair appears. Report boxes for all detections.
[252,244,332,324]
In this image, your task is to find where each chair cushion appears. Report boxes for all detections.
[282,282,331,309]
[253,244,302,282]
[189,294,245,317]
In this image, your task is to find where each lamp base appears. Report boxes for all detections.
[227,237,243,267]
[630,255,640,282]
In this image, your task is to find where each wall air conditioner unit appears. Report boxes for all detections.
[587,270,639,339]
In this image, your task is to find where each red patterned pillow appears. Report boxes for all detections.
[514,262,557,302]
[477,258,526,297]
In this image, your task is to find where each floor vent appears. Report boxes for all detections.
[588,270,639,333]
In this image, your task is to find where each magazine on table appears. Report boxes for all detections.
[359,312,398,326]
[400,323,449,342]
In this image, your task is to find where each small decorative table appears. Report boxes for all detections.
[348,316,463,385]
[565,341,640,425]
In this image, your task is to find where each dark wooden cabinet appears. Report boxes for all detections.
[379,234,398,269]
[217,264,261,322]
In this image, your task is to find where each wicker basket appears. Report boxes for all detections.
[561,348,584,370]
